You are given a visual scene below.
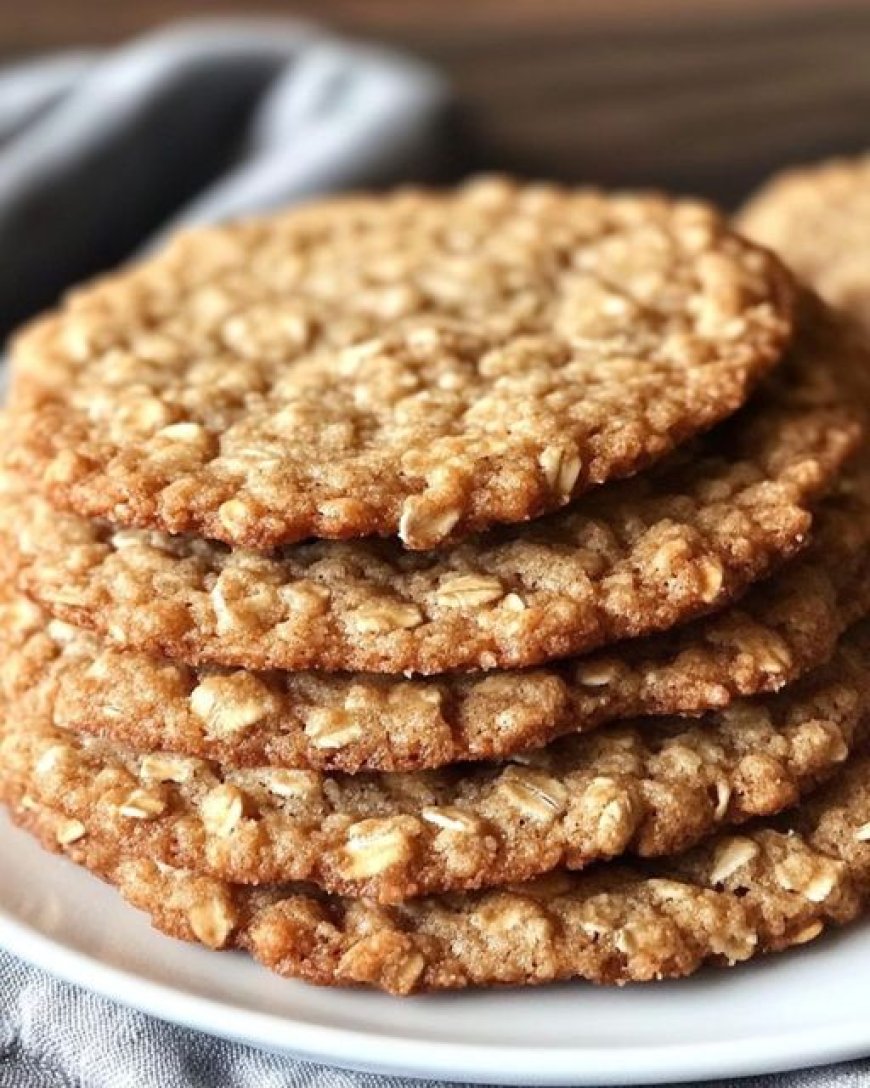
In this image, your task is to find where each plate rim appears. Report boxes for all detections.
[2,895,870,1085]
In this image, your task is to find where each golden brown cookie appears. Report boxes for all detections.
[0,294,861,674]
[3,179,795,551]
[741,155,870,333]
[5,451,870,773]
[6,751,870,993]
[5,623,869,902]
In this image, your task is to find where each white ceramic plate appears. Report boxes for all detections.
[1,809,869,1084]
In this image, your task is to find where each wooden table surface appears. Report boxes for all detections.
[4,0,870,205]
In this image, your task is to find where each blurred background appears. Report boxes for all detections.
[8,0,870,203]
[2,0,870,335]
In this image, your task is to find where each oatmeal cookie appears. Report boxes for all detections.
[0,295,861,674]
[5,453,870,773]
[741,155,870,333]
[4,178,794,550]
[5,623,869,902]
[6,752,870,992]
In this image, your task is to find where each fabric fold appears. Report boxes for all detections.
[0,18,452,335]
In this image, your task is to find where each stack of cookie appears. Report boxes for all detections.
[3,177,870,994]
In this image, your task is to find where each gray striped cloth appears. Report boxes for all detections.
[2,946,870,1086]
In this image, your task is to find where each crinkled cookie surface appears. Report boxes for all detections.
[4,622,869,901]
[6,750,870,993]
[4,178,795,550]
[4,451,870,772]
[0,295,862,673]
[741,155,870,333]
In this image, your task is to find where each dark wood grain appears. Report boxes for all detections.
[3,1,870,204]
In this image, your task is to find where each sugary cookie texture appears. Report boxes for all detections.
[0,294,862,673]
[7,753,870,993]
[4,452,870,772]
[4,623,869,901]
[741,155,870,333]
[5,178,795,550]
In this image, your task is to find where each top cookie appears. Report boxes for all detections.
[4,178,794,550]
[740,155,870,333]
